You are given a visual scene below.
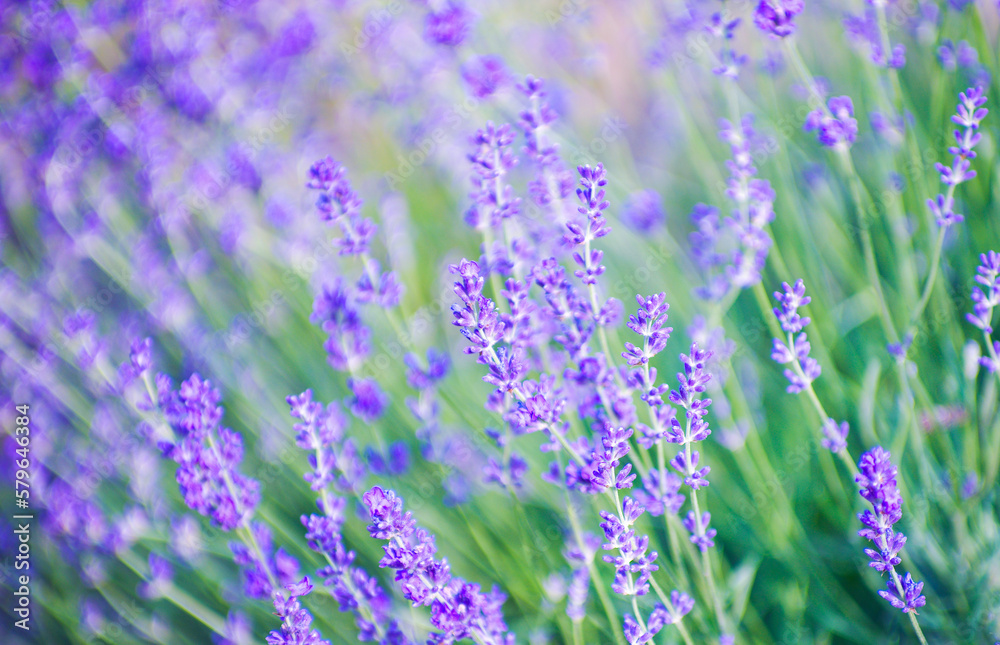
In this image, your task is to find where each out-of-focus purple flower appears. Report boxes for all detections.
[466,123,521,237]
[844,10,905,68]
[346,377,387,423]
[691,116,774,301]
[519,76,574,211]
[461,55,508,98]
[307,156,377,256]
[424,2,472,47]
[404,348,451,390]
[804,96,858,149]
[621,190,665,234]
[753,0,804,38]
[139,553,173,599]
[820,419,849,453]
[230,522,301,600]
[366,441,410,476]
[311,279,371,372]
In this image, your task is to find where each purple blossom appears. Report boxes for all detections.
[568,164,611,287]
[138,553,173,599]
[363,487,513,644]
[691,116,774,301]
[804,96,858,149]
[855,448,926,613]
[820,419,849,453]
[771,280,822,394]
[461,55,508,98]
[621,190,665,234]
[266,577,330,645]
[844,10,906,68]
[424,2,472,47]
[519,76,574,210]
[753,0,804,38]
[287,389,364,496]
[929,87,988,226]
[347,377,387,423]
[159,374,260,532]
[466,123,521,236]
[622,293,672,367]
[967,251,1000,333]
[311,279,371,372]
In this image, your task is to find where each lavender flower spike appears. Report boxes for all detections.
[266,577,331,645]
[754,0,804,38]
[771,279,822,394]
[855,447,929,643]
[804,96,859,149]
[363,486,514,645]
[929,87,988,227]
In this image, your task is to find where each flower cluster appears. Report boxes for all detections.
[843,10,905,69]
[287,391,409,643]
[266,578,330,645]
[771,279,822,394]
[519,76,574,211]
[306,157,396,423]
[968,251,1000,334]
[568,164,612,288]
[158,373,259,531]
[929,87,988,227]
[466,123,521,239]
[666,345,718,551]
[855,448,926,614]
[589,424,695,643]
[307,156,373,256]
[690,116,775,301]
[753,0,804,38]
[363,486,513,644]
[804,96,859,149]
[706,12,747,80]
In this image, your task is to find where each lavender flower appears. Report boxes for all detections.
[753,0,804,38]
[287,391,408,643]
[159,373,259,531]
[804,97,859,149]
[266,578,330,645]
[621,190,665,234]
[664,344,717,551]
[771,279,822,394]
[461,55,508,98]
[363,486,513,644]
[518,76,574,211]
[589,426,693,643]
[855,448,926,614]
[967,251,1000,334]
[568,164,611,287]
[424,1,472,47]
[307,156,374,256]
[843,10,906,69]
[690,116,775,301]
[820,419,850,453]
[929,87,988,227]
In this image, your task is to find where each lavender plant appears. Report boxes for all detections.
[2,1,998,644]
